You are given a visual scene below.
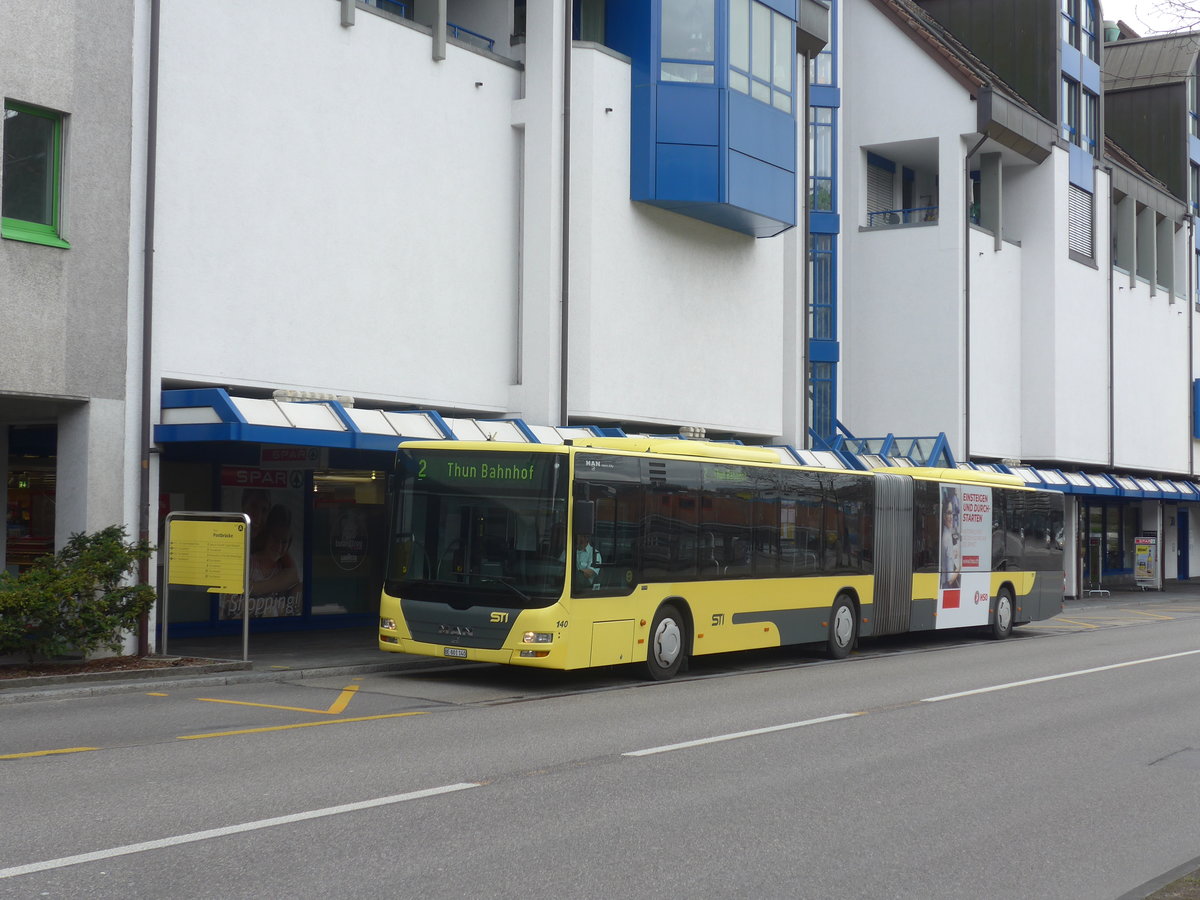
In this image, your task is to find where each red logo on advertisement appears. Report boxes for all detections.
[261,448,314,464]
[962,555,979,568]
[221,467,289,488]
[942,589,960,609]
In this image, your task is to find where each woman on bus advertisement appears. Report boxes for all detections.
[938,484,994,629]
[940,488,962,589]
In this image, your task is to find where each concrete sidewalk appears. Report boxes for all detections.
[0,626,435,705]
[1063,580,1200,610]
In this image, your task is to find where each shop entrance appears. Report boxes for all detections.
[158,445,391,638]
[1081,501,1139,591]
[5,425,56,573]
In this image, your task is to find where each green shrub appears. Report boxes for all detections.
[0,526,156,662]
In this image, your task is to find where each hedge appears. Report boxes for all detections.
[0,526,156,662]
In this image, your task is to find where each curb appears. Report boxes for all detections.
[0,656,466,705]
[0,659,251,690]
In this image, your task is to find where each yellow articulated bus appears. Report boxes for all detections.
[378,438,1064,679]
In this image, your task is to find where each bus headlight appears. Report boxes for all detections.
[522,632,553,644]
[380,617,397,631]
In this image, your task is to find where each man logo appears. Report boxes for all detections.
[490,611,509,623]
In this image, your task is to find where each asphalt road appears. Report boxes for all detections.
[2,613,1199,899]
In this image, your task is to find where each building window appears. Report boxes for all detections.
[1191,163,1200,219]
[809,107,833,211]
[1061,77,1079,144]
[1195,249,1200,307]
[1191,61,1200,139]
[575,0,605,42]
[728,0,793,113]
[808,235,836,444]
[1068,184,1093,259]
[2,101,69,248]
[1061,0,1079,45]
[1081,0,1097,58]
[1081,89,1099,154]
[1062,79,1098,156]
[810,234,834,341]
[1062,0,1098,60]
[865,152,895,225]
[661,0,715,83]
[810,46,833,86]
[810,362,835,444]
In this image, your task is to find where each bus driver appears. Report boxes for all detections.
[573,532,602,589]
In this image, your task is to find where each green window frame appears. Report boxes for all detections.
[2,101,69,249]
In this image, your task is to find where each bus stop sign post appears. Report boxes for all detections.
[162,512,252,661]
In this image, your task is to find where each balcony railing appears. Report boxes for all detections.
[447,23,495,52]
[372,0,408,17]
[867,206,938,227]
[367,2,495,52]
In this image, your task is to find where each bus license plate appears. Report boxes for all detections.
[443,647,468,658]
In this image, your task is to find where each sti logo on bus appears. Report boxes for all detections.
[490,611,509,623]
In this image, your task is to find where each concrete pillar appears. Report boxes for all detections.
[1136,205,1156,294]
[509,0,566,426]
[58,400,141,654]
[55,400,132,545]
[980,152,1003,251]
[413,0,447,60]
[1114,194,1135,285]
[1157,214,1175,300]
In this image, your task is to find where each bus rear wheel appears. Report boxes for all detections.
[826,594,856,660]
[990,587,1014,640]
[643,604,686,681]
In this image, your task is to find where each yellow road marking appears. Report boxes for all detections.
[197,684,360,715]
[0,747,99,760]
[1050,618,1100,628]
[178,711,426,740]
[147,692,169,697]
[1127,610,1174,620]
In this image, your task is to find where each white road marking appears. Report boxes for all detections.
[0,782,480,880]
[626,649,1200,758]
[623,712,864,757]
[922,648,1200,703]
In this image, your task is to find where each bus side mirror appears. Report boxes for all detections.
[574,501,595,536]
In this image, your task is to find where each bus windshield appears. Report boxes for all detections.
[384,448,568,607]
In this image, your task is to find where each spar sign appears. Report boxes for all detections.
[937,484,993,629]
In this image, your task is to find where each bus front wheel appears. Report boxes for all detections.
[826,594,856,660]
[643,604,687,680]
[990,587,1014,640]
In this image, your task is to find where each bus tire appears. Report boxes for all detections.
[990,586,1014,640]
[643,603,687,681]
[826,594,856,660]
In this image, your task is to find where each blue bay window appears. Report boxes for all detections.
[607,0,799,238]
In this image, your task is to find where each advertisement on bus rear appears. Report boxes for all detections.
[937,484,992,629]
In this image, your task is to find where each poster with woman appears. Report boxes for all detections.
[937,484,993,629]
[219,468,305,619]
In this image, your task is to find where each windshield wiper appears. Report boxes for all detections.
[478,574,533,605]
